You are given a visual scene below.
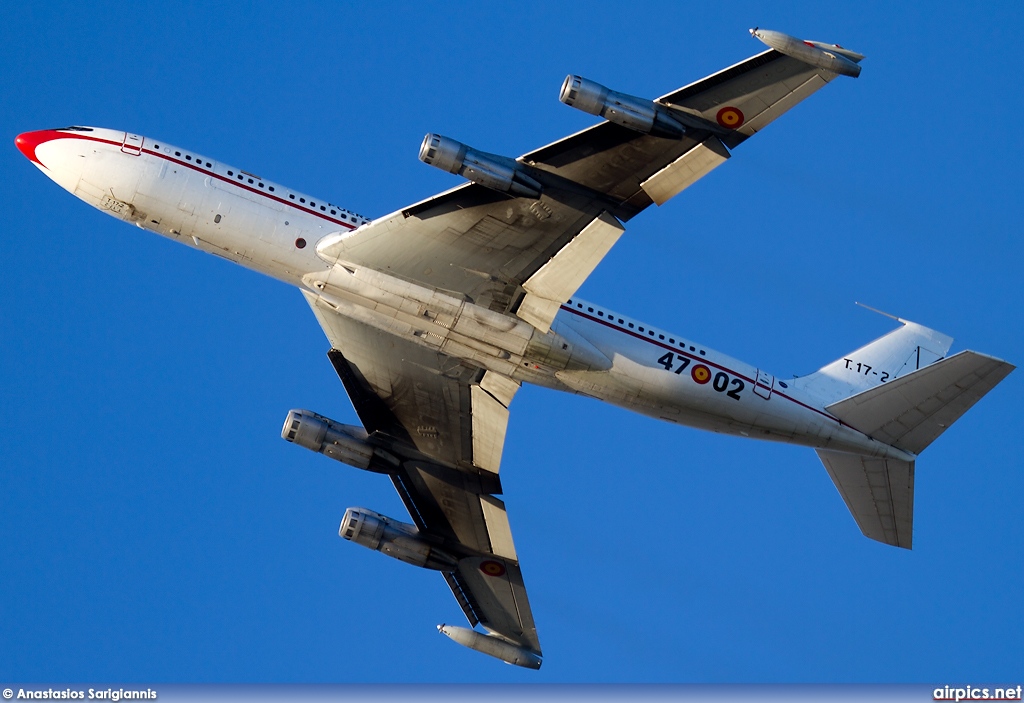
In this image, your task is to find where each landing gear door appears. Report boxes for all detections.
[121,132,143,156]
[753,369,774,400]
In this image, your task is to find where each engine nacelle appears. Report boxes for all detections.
[419,134,542,198]
[559,75,685,139]
[340,507,457,571]
[281,409,394,473]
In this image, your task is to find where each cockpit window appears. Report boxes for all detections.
[59,126,94,132]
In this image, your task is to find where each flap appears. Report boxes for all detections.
[518,210,624,332]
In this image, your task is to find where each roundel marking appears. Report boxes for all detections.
[716,106,745,129]
[691,364,712,384]
[479,560,506,577]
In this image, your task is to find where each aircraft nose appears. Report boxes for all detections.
[15,130,60,166]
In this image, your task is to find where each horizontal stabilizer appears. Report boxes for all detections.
[826,351,1014,455]
[816,450,915,548]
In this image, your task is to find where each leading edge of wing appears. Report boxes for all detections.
[520,49,781,166]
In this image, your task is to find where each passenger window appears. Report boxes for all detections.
[185,155,192,161]
[628,323,634,328]
[248,178,254,184]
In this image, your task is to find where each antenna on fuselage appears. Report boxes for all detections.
[854,301,902,322]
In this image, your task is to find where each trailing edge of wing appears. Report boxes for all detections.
[450,556,540,654]
[517,210,624,332]
[312,44,845,319]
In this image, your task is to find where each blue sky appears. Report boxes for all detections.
[1,0,1021,684]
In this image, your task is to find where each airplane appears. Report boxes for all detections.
[15,28,1013,669]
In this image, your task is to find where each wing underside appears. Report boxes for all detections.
[316,49,841,325]
[306,293,540,653]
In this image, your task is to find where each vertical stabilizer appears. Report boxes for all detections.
[792,317,953,405]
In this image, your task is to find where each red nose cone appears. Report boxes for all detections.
[15,130,62,167]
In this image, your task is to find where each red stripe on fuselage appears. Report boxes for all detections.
[560,305,843,426]
[33,131,358,230]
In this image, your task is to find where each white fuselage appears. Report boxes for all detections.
[20,127,912,462]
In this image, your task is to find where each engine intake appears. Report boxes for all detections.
[419,134,542,198]
[281,409,394,473]
[559,75,685,139]
[340,508,457,571]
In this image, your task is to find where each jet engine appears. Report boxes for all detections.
[281,409,395,473]
[419,134,542,198]
[559,75,685,139]
[340,507,457,571]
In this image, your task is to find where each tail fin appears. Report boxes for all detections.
[792,314,954,405]
[816,350,1013,550]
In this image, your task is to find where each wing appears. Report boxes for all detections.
[316,47,847,331]
[301,41,857,656]
[305,291,540,653]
